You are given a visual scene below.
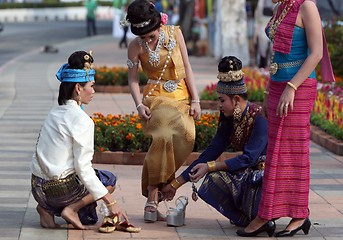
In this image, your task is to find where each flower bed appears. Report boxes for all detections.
[311,82,343,141]
[91,112,220,153]
[94,66,148,86]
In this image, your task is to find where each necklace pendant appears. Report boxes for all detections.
[149,51,160,67]
[269,62,278,75]
[163,80,178,92]
[192,182,198,201]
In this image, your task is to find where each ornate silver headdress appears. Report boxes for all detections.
[120,18,151,29]
[120,19,130,29]
[132,19,151,28]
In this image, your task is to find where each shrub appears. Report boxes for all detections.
[200,83,217,100]
[94,66,148,86]
[92,112,220,152]
[311,84,343,140]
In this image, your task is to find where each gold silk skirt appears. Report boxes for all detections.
[141,82,195,197]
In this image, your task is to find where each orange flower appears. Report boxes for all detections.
[126,132,135,140]
[100,147,104,152]
[130,117,137,123]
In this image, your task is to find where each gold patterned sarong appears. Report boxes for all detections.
[141,96,195,197]
[139,25,195,197]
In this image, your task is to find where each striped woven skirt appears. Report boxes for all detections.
[257,78,317,220]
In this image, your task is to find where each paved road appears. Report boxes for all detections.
[0,20,113,67]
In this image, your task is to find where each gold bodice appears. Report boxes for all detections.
[140,25,189,101]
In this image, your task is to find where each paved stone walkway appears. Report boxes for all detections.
[0,35,342,239]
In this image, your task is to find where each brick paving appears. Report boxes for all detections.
[0,35,342,240]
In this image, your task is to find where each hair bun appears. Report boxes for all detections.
[218,56,242,72]
[67,51,93,70]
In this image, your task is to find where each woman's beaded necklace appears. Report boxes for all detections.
[143,25,176,100]
[145,29,166,67]
[269,0,296,75]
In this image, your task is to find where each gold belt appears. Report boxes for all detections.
[269,59,305,75]
[39,173,83,199]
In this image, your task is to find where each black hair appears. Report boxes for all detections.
[218,56,242,72]
[127,0,162,36]
[217,56,248,100]
[58,51,93,105]
[67,51,94,69]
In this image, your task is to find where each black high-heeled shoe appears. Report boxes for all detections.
[236,220,276,237]
[275,218,311,237]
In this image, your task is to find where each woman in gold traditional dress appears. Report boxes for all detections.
[124,0,201,222]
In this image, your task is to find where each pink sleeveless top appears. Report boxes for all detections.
[266,0,335,82]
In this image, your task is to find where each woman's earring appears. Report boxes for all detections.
[78,92,81,106]
[233,102,242,121]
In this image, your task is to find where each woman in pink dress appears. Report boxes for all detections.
[236,0,335,237]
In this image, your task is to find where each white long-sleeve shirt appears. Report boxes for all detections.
[30,100,108,200]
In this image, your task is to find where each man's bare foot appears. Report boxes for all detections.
[61,206,89,230]
[36,205,60,228]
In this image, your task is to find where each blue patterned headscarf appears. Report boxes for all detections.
[56,63,95,82]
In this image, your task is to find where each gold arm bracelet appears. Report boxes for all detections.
[106,200,117,207]
[170,179,182,190]
[263,90,269,95]
[287,82,297,91]
[207,161,216,172]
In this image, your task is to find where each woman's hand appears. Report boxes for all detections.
[189,163,208,183]
[107,204,130,225]
[161,183,176,201]
[189,102,201,120]
[262,95,269,120]
[137,104,151,120]
[277,86,295,118]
